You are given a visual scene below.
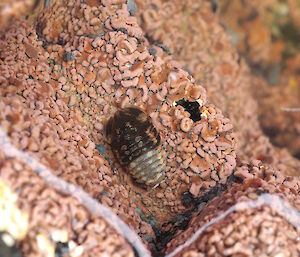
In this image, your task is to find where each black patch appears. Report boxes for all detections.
[118,28,128,35]
[57,38,67,46]
[55,242,70,257]
[209,0,218,13]
[176,99,202,122]
[157,44,172,55]
[25,52,30,59]
[255,189,266,195]
[181,191,194,207]
[153,212,192,255]
[263,126,280,138]
[152,177,234,255]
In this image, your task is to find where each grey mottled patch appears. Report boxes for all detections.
[127,0,137,16]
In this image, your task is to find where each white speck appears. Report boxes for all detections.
[169,71,177,81]
[1,233,15,247]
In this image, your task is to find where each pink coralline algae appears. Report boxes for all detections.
[135,0,300,177]
[165,161,300,256]
[0,0,299,256]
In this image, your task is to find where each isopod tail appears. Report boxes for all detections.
[129,145,166,186]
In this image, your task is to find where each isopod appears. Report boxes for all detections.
[105,107,166,186]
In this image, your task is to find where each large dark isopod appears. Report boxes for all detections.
[105,107,166,186]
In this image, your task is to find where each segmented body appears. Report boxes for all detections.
[105,107,166,186]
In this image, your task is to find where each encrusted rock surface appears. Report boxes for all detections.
[135,0,300,177]
[165,161,300,256]
[0,0,299,256]
[0,0,236,252]
[0,156,138,257]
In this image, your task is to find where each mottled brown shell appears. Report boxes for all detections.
[105,107,166,186]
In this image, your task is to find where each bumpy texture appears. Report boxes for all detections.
[0,0,299,257]
[165,160,300,256]
[0,0,236,253]
[135,0,300,177]
[0,156,137,257]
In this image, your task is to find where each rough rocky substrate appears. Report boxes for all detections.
[0,155,140,257]
[165,161,300,256]
[0,0,299,256]
[135,0,300,177]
